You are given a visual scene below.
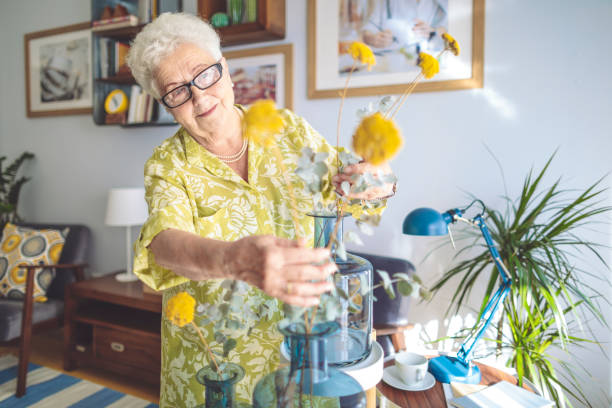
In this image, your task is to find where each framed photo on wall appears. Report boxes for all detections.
[308,0,484,98]
[224,44,293,110]
[25,22,92,117]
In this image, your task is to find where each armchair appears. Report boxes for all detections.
[350,251,416,357]
[0,223,90,397]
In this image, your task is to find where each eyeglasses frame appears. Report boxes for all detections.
[161,62,223,109]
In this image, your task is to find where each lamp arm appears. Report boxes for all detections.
[455,214,513,364]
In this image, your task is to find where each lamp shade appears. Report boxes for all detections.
[105,188,148,226]
[402,207,450,236]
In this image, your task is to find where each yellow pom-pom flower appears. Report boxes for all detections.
[442,33,460,56]
[417,52,439,79]
[352,113,402,166]
[165,291,196,327]
[243,99,285,147]
[348,42,376,71]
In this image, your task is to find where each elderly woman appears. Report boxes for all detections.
[128,13,394,407]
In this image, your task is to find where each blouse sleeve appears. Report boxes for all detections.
[133,149,193,291]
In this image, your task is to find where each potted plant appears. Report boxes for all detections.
[431,153,610,407]
[0,152,35,233]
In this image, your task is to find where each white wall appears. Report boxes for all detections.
[1,0,610,406]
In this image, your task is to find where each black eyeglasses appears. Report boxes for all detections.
[161,62,223,108]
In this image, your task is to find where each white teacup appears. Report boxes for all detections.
[394,351,428,386]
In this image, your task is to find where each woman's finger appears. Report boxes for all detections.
[279,247,331,265]
[283,262,337,282]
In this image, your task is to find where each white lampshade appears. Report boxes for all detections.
[105,188,148,226]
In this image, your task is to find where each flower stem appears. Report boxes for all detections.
[191,321,221,374]
[337,61,357,171]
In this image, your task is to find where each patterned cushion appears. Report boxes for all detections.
[0,223,69,302]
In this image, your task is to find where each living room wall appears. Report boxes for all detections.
[1,0,610,405]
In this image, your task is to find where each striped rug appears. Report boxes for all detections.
[0,355,158,407]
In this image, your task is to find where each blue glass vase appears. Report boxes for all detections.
[311,213,373,366]
[252,322,366,407]
[196,363,249,408]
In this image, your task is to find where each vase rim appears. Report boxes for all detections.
[196,362,245,386]
[307,212,352,219]
[278,321,340,338]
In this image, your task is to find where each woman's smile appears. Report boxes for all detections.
[197,104,217,118]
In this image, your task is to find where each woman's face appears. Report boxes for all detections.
[155,43,234,143]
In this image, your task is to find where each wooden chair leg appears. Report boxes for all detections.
[16,268,36,397]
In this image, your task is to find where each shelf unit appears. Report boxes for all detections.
[91,0,286,126]
[198,0,285,46]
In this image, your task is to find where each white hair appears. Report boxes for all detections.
[126,13,222,99]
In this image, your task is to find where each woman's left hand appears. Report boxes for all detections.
[332,162,395,200]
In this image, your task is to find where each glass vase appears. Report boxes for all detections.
[252,322,366,407]
[311,213,373,366]
[196,363,247,408]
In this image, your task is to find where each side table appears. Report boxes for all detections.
[377,359,525,407]
[63,272,163,385]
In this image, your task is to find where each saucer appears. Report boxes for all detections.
[382,366,436,391]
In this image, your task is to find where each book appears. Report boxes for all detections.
[115,42,131,74]
[449,380,553,408]
[127,85,141,123]
[92,14,139,32]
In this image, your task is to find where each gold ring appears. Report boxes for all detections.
[286,282,294,295]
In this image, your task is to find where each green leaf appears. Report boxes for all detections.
[223,338,237,357]
[397,280,413,297]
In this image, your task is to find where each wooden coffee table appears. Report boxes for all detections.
[377,359,523,407]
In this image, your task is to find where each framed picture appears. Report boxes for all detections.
[308,0,484,98]
[25,22,92,117]
[224,44,293,110]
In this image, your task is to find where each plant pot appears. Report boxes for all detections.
[311,213,373,366]
[196,363,246,408]
[252,322,366,407]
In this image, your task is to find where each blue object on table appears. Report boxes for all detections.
[402,200,513,384]
[252,322,366,407]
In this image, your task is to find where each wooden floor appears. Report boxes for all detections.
[0,328,159,404]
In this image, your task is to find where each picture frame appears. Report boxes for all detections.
[308,0,484,98]
[224,44,293,110]
[25,22,93,117]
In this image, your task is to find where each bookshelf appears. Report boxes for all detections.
[91,0,286,126]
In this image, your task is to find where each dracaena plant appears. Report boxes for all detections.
[0,152,35,232]
[431,153,611,408]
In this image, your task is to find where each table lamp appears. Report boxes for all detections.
[402,200,512,384]
[105,188,148,282]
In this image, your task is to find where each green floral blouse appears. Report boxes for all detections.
[134,108,342,407]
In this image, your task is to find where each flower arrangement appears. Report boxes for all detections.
[165,280,277,379]
[242,35,461,330]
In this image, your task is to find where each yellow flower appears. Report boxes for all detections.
[165,291,195,327]
[442,33,460,56]
[352,113,402,166]
[243,99,285,147]
[347,42,376,71]
[417,52,439,79]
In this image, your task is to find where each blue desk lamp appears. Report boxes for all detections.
[402,200,512,384]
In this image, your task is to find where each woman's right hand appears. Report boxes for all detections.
[223,235,337,307]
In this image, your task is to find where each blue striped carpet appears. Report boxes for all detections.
[0,354,159,407]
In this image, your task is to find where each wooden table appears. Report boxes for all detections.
[63,272,163,385]
[377,359,523,407]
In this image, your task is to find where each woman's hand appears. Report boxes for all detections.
[332,162,395,200]
[223,235,337,307]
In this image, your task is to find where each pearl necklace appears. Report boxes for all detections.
[213,138,248,163]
